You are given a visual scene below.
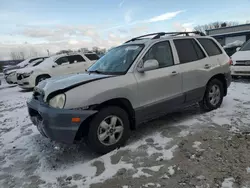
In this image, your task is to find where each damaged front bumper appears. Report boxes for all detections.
[27,97,97,143]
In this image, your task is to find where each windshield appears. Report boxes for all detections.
[87,44,144,75]
[27,58,47,67]
[240,40,250,51]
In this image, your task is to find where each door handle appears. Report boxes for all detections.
[204,64,211,69]
[171,71,179,76]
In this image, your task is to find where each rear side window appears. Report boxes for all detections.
[197,38,222,56]
[85,54,100,60]
[240,40,250,51]
[192,40,206,59]
[68,55,85,64]
[174,39,205,64]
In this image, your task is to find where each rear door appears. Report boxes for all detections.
[173,38,209,103]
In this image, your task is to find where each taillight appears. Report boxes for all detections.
[228,59,233,65]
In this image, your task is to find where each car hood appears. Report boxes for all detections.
[3,66,19,73]
[16,66,38,74]
[5,69,18,75]
[231,51,250,61]
[36,73,112,100]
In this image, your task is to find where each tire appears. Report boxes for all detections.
[87,106,130,154]
[199,79,224,112]
[35,75,50,86]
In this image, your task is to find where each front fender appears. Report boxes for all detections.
[64,74,138,109]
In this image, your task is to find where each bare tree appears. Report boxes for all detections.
[194,21,239,33]
[19,51,25,60]
[29,48,38,57]
[10,51,25,61]
[56,49,73,55]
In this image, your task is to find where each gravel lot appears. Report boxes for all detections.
[1,80,250,188]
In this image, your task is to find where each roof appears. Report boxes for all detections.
[49,52,97,60]
[207,24,250,36]
[206,23,250,31]
[209,30,250,37]
[124,31,208,45]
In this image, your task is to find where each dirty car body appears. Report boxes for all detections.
[27,32,231,153]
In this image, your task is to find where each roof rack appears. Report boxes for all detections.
[124,31,206,43]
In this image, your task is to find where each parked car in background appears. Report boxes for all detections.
[27,31,231,154]
[231,39,250,78]
[4,57,47,84]
[223,40,244,57]
[17,52,99,89]
[3,56,48,74]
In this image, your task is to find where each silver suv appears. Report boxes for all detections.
[27,31,231,154]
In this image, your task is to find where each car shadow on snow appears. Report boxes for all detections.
[29,134,100,171]
[0,84,17,91]
[232,77,250,83]
[28,104,202,170]
[18,88,33,93]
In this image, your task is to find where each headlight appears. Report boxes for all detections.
[49,94,66,109]
[23,71,33,78]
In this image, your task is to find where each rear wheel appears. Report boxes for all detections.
[35,75,50,86]
[87,106,130,154]
[199,79,224,111]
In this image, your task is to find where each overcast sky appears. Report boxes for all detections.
[1,0,250,60]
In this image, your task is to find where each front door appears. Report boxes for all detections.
[134,40,183,123]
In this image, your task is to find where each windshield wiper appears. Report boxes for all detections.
[86,70,104,74]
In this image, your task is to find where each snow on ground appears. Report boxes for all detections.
[168,166,175,176]
[221,177,235,188]
[0,80,250,187]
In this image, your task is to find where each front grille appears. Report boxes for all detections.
[16,74,23,80]
[33,91,43,100]
[33,88,45,102]
[235,61,250,66]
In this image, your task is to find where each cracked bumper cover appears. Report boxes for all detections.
[27,98,97,143]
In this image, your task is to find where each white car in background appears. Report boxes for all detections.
[231,39,250,77]
[16,52,99,89]
[4,57,47,84]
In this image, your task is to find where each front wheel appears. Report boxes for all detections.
[87,106,130,154]
[199,79,224,111]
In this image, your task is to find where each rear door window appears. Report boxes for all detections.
[240,40,250,51]
[55,57,69,65]
[68,55,85,64]
[174,39,205,64]
[85,54,100,61]
[197,38,222,56]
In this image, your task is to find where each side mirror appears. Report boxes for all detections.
[52,64,57,68]
[236,47,241,51]
[137,59,159,73]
